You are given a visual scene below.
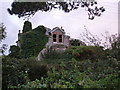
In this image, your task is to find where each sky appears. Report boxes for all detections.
[0,0,119,55]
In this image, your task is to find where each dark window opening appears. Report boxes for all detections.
[59,35,62,43]
[53,34,56,42]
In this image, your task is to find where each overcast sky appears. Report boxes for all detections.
[0,0,119,55]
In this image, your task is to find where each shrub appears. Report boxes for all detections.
[27,60,48,81]
[97,74,120,88]
[12,58,119,88]
[2,56,48,89]
[43,49,72,64]
[70,39,86,46]
[2,57,29,89]
[9,45,20,58]
[66,46,103,60]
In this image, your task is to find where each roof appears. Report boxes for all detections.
[51,27,65,33]
[45,27,70,37]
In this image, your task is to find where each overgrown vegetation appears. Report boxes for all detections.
[3,57,119,88]
[2,57,48,89]
[22,21,32,33]
[66,46,103,60]
[9,22,48,58]
[20,25,48,58]
[2,22,120,88]
[2,37,120,88]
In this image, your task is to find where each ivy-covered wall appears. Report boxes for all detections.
[9,21,48,58]
[20,25,48,58]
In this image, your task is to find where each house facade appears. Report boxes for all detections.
[45,27,70,49]
[16,27,70,49]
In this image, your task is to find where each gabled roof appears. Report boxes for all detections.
[45,27,68,36]
[51,27,65,33]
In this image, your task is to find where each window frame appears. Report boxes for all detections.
[53,34,57,42]
[59,34,63,43]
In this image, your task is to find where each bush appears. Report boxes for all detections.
[43,49,72,64]
[66,46,103,60]
[27,59,48,81]
[2,56,48,89]
[97,74,120,88]
[9,45,21,58]
[70,39,86,46]
[13,58,119,88]
[2,57,28,89]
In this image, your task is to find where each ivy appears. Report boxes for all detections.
[20,25,48,58]
[9,45,20,58]
[22,21,32,33]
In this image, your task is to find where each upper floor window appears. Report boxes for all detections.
[53,34,56,42]
[59,35,62,43]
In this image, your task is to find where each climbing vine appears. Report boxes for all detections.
[20,25,48,58]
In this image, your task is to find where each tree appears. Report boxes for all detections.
[8,0,105,20]
[23,21,32,33]
[79,26,102,47]
[0,23,6,42]
[0,23,7,55]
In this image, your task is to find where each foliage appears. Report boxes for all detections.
[27,60,48,81]
[8,1,105,20]
[9,45,20,58]
[70,39,86,46]
[20,25,48,58]
[44,49,72,64]
[0,23,7,55]
[102,35,120,60]
[3,26,120,88]
[0,44,8,56]
[8,22,48,58]
[3,49,119,88]
[97,74,120,88]
[110,36,120,60]
[13,58,119,88]
[2,56,48,89]
[2,57,28,89]
[66,46,103,60]
[23,21,32,33]
[0,23,6,42]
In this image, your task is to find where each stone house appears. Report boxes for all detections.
[16,26,70,49]
[16,26,85,60]
[45,27,70,49]
[38,27,70,60]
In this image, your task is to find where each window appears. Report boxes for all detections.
[53,34,56,42]
[59,35,62,43]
